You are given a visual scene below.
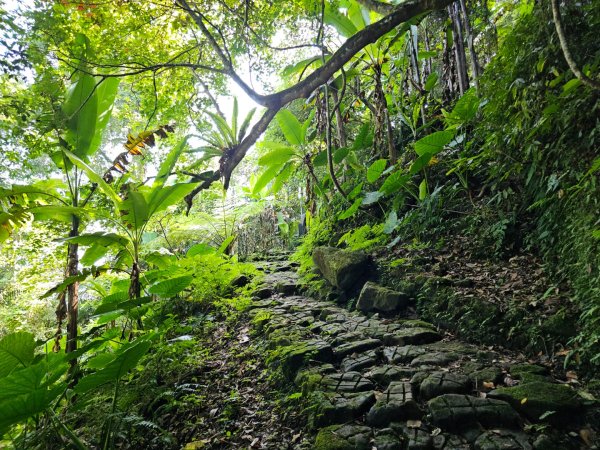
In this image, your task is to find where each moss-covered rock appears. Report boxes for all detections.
[356,282,409,314]
[488,381,583,425]
[312,246,370,291]
[314,424,372,450]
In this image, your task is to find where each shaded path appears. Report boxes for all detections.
[249,257,598,450]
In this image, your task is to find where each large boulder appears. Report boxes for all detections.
[312,246,369,291]
[356,281,409,313]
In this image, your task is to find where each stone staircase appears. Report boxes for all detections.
[248,258,598,450]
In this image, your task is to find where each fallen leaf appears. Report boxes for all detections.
[407,420,422,428]
[483,381,495,389]
[520,398,528,404]
[580,428,596,447]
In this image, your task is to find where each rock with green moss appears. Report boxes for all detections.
[312,246,369,291]
[428,394,520,430]
[383,327,442,346]
[310,391,376,427]
[314,424,372,450]
[356,282,409,314]
[419,372,472,400]
[488,381,583,424]
[366,381,423,426]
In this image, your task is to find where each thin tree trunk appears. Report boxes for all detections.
[65,215,80,358]
[551,0,600,90]
[448,3,469,95]
[331,90,347,148]
[459,0,481,90]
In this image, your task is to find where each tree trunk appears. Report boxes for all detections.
[65,215,80,357]
[448,3,469,95]
[459,0,481,90]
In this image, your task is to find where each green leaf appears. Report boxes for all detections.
[352,123,373,151]
[361,191,384,205]
[148,275,193,297]
[338,198,362,220]
[238,108,256,142]
[562,78,582,94]
[63,149,121,208]
[63,73,98,158]
[120,190,149,231]
[419,178,428,200]
[324,3,357,38]
[348,182,364,200]
[88,78,120,156]
[383,211,398,234]
[81,244,110,266]
[253,164,283,194]
[75,338,152,394]
[258,146,297,166]
[60,232,128,247]
[0,332,35,378]
[152,137,190,191]
[271,163,294,194]
[207,111,235,147]
[414,130,454,156]
[380,171,410,196]
[282,55,321,79]
[367,159,388,183]
[313,151,328,167]
[409,153,433,174]
[187,243,215,257]
[29,205,89,222]
[424,72,438,91]
[333,147,350,164]
[218,235,235,254]
[277,110,304,145]
[147,183,197,216]
[93,296,152,315]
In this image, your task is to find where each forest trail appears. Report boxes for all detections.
[243,256,599,450]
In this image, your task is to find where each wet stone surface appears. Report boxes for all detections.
[250,260,597,449]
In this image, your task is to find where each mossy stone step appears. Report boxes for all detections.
[314,424,372,450]
[366,381,423,426]
[488,381,583,425]
[419,371,472,400]
[310,391,376,428]
[383,327,442,346]
[333,338,381,360]
[428,394,520,431]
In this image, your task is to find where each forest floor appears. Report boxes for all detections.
[165,255,599,449]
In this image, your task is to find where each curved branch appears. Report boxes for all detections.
[551,0,600,90]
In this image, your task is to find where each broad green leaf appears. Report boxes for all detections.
[29,205,89,223]
[361,191,384,205]
[81,244,110,266]
[367,159,388,183]
[63,73,98,158]
[348,182,364,200]
[93,296,152,315]
[414,130,454,156]
[253,164,283,194]
[338,198,362,220]
[147,183,198,216]
[258,147,297,166]
[383,211,398,234]
[380,171,410,196]
[281,55,322,79]
[348,1,369,30]
[352,123,373,151]
[218,235,235,254]
[60,232,128,247]
[409,153,433,174]
[424,72,438,91]
[187,243,216,257]
[41,266,108,298]
[152,136,190,190]
[0,332,35,378]
[271,163,294,194]
[231,97,238,140]
[88,78,120,156]
[148,276,193,297]
[562,78,582,94]
[121,190,149,231]
[313,151,328,167]
[277,110,304,145]
[324,3,358,38]
[334,147,350,164]
[75,338,152,394]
